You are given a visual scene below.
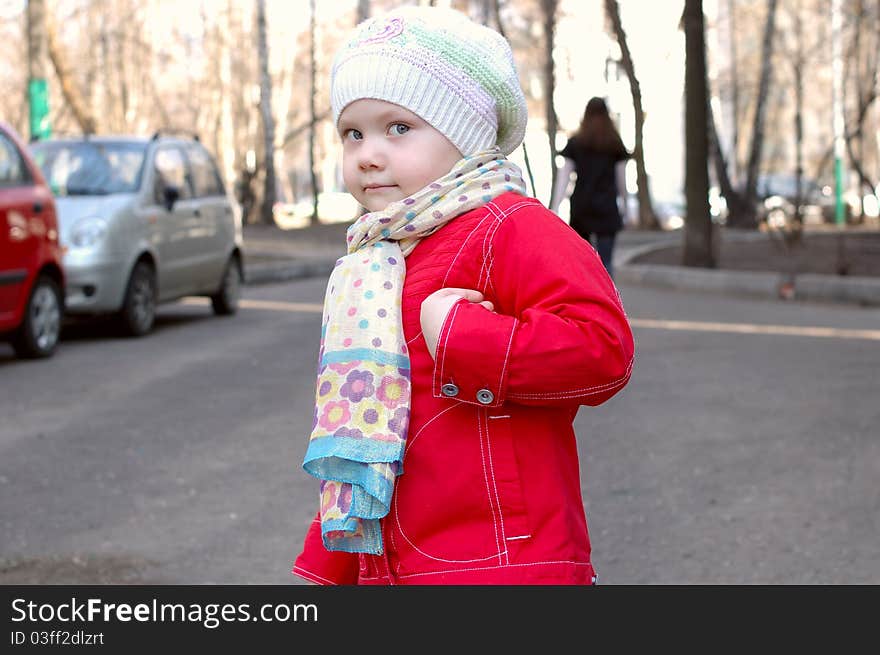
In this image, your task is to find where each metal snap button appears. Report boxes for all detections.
[441,383,459,397]
[476,389,494,404]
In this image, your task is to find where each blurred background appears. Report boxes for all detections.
[2,0,879,585]
[3,0,878,233]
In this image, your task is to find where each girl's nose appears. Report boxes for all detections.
[357,140,385,170]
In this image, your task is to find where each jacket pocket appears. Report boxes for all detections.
[392,404,509,563]
[483,410,531,553]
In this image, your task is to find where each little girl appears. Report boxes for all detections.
[293,5,634,585]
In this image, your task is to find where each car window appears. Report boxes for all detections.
[153,146,193,202]
[186,144,225,197]
[0,133,31,187]
[29,140,144,195]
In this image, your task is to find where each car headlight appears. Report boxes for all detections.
[70,217,108,249]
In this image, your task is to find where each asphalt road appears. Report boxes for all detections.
[1,277,878,584]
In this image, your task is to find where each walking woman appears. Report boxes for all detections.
[550,97,631,279]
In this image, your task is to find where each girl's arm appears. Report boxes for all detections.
[426,204,634,409]
[615,159,628,223]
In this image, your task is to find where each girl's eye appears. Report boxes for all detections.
[389,124,409,136]
[344,129,363,141]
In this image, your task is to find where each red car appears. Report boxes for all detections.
[0,122,65,358]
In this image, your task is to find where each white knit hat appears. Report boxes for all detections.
[330,6,528,156]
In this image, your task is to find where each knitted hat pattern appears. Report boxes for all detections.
[330,6,528,156]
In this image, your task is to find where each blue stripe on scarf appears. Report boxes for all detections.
[320,348,410,369]
[303,434,405,469]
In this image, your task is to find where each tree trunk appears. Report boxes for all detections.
[683,0,715,268]
[45,5,96,134]
[792,0,805,233]
[541,0,558,199]
[256,0,277,225]
[604,0,659,230]
[491,0,507,38]
[116,2,131,131]
[357,0,371,23]
[726,0,739,183]
[727,0,778,229]
[308,0,319,225]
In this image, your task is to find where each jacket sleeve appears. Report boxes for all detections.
[291,512,360,585]
[430,203,634,408]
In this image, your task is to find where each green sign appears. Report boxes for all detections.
[28,78,51,141]
[833,157,845,227]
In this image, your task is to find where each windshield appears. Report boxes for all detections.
[29,140,146,196]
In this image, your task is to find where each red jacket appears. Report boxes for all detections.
[293,192,634,584]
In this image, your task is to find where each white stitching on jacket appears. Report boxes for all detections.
[402,403,460,456]
[480,408,508,566]
[497,316,518,405]
[391,405,506,564]
[394,560,594,580]
[433,301,461,397]
[292,565,338,586]
[507,357,634,399]
[441,213,495,289]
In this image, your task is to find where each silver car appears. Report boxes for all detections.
[29,134,243,336]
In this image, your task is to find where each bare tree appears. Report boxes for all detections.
[726,0,740,182]
[357,0,371,24]
[604,0,659,230]
[256,0,277,225]
[709,0,780,229]
[683,0,715,267]
[491,0,506,37]
[843,0,879,213]
[718,0,778,229]
[540,0,559,197]
[740,0,778,227]
[45,5,96,134]
[774,0,824,235]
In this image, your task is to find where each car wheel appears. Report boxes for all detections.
[119,261,156,337]
[211,256,241,316]
[11,275,63,358]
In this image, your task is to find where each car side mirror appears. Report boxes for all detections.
[162,185,180,211]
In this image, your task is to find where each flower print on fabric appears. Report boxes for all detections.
[377,375,408,409]
[340,369,375,403]
[319,400,351,432]
[320,482,338,516]
[328,361,360,375]
[318,377,337,398]
[334,427,365,439]
[387,407,409,438]
[350,397,385,434]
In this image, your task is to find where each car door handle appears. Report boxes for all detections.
[33,202,43,213]
[193,208,201,217]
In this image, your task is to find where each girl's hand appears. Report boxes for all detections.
[420,288,494,359]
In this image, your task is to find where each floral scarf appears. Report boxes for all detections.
[302,148,527,554]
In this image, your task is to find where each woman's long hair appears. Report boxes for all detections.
[571,97,630,159]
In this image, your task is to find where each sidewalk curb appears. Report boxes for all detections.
[241,231,880,308]
[244,258,337,285]
[616,240,880,307]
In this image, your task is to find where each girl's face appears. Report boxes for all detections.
[338,99,463,213]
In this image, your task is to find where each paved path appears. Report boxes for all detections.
[2,274,877,584]
[242,222,880,307]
